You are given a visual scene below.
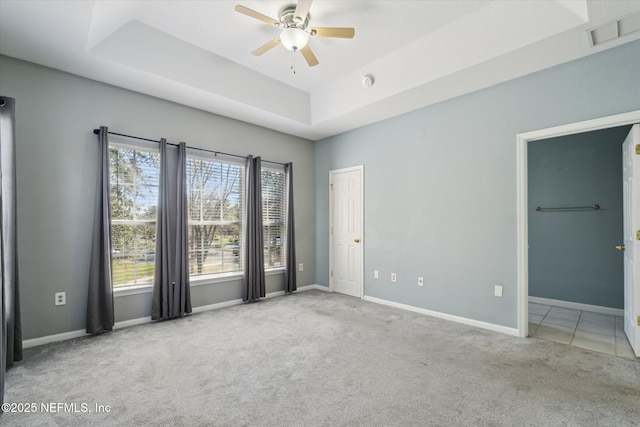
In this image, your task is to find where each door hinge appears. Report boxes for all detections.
[330,227,333,235]
[331,270,333,277]
[636,144,640,155]
[330,184,333,190]
[637,230,640,241]
[637,315,640,326]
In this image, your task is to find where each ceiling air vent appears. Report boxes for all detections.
[587,11,640,47]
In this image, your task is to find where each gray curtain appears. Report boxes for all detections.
[174,142,191,316]
[152,140,191,319]
[243,156,265,302]
[86,126,114,334]
[1,95,23,408]
[284,163,296,293]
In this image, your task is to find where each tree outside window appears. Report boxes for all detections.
[187,158,243,277]
[109,145,159,286]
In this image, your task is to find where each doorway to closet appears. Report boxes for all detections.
[516,111,640,359]
[527,126,634,358]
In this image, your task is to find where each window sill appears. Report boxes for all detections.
[113,284,153,298]
[113,268,285,296]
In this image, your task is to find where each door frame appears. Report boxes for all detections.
[329,165,364,299]
[516,110,640,338]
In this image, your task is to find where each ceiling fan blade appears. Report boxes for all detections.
[235,5,280,27]
[252,37,281,56]
[294,0,313,23]
[309,27,355,38]
[300,45,319,67]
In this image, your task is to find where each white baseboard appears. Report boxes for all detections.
[23,316,159,348]
[528,296,623,316]
[297,284,331,292]
[114,316,152,329]
[190,298,243,314]
[22,329,89,349]
[266,290,285,298]
[23,286,325,349]
[363,296,520,337]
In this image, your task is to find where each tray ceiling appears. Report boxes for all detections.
[1,1,639,140]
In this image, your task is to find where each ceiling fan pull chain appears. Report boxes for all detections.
[291,51,296,74]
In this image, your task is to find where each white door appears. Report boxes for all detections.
[622,124,640,357]
[330,166,363,298]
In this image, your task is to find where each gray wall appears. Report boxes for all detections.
[0,55,315,340]
[528,126,630,309]
[315,40,640,328]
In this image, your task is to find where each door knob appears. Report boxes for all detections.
[615,245,626,251]
[354,239,360,243]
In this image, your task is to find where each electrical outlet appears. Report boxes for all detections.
[374,270,379,279]
[494,285,503,298]
[298,263,304,272]
[55,292,66,306]
[418,277,424,287]
[391,273,397,283]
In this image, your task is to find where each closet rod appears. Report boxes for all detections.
[536,204,600,212]
[92,129,286,166]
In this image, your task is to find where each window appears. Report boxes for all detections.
[108,141,287,286]
[109,143,159,287]
[186,154,244,277]
[262,167,286,269]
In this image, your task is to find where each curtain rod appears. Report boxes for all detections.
[93,129,286,166]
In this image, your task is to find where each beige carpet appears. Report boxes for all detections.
[2,290,639,426]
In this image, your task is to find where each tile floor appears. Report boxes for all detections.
[528,303,638,360]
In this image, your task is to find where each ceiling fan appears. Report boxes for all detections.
[234,0,355,67]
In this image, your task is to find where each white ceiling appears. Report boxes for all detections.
[1,0,640,140]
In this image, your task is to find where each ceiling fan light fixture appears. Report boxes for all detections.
[280,27,309,52]
[236,1,355,67]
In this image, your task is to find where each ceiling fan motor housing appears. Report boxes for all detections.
[281,7,309,30]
